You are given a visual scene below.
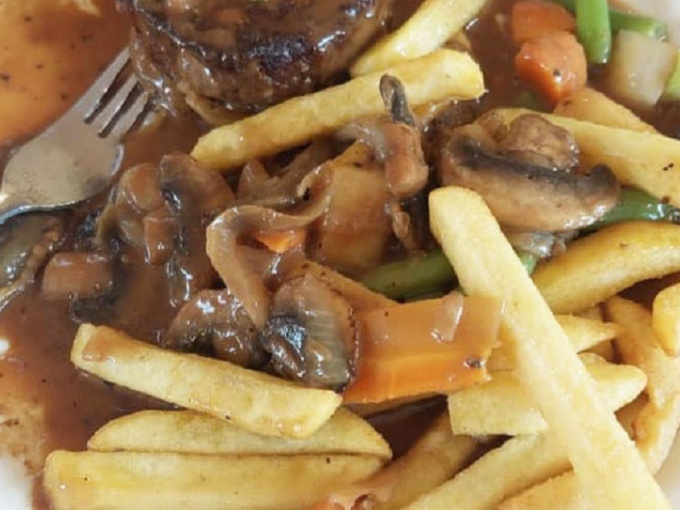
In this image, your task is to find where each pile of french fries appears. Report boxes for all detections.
[44,0,680,508]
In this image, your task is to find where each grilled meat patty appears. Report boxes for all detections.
[122,0,391,118]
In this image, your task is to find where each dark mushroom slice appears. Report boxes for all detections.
[259,273,358,390]
[159,153,235,305]
[337,75,429,200]
[42,252,115,301]
[164,288,265,368]
[379,74,417,127]
[495,113,580,171]
[438,135,620,232]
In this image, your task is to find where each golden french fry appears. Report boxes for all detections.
[533,222,680,314]
[192,49,484,172]
[498,472,587,510]
[44,450,382,510]
[487,314,623,371]
[448,357,646,436]
[652,282,680,356]
[350,0,489,76]
[404,433,568,510]
[374,413,477,510]
[606,296,680,472]
[585,339,616,362]
[428,187,669,510]
[554,87,656,133]
[578,305,604,321]
[88,408,391,460]
[491,109,680,208]
[71,324,341,439]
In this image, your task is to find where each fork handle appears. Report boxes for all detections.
[0,190,25,224]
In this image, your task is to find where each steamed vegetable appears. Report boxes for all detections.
[515,30,587,104]
[574,0,611,64]
[552,0,667,40]
[342,293,502,404]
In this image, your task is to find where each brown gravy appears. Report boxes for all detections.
[1,0,674,508]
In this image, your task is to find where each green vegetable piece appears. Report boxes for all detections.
[361,249,456,300]
[575,0,612,64]
[663,51,680,102]
[552,0,667,40]
[516,249,539,275]
[591,187,680,229]
[362,247,538,300]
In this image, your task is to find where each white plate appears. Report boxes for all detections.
[3,1,680,508]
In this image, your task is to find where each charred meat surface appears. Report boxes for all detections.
[123,0,392,116]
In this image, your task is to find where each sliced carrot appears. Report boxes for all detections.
[343,293,502,404]
[515,30,587,105]
[511,0,576,44]
[252,228,307,253]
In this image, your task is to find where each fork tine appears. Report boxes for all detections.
[74,48,131,120]
[108,90,151,141]
[90,74,140,136]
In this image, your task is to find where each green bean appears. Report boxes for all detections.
[552,0,668,40]
[663,52,680,102]
[362,248,538,300]
[590,188,680,229]
[574,0,611,64]
[517,249,539,275]
[361,249,456,300]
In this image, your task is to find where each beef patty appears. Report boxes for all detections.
[122,0,392,120]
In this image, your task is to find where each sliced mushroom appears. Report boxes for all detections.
[42,252,114,300]
[337,75,429,200]
[438,113,620,232]
[159,153,234,305]
[259,273,357,390]
[496,113,580,171]
[164,288,265,368]
[440,135,619,231]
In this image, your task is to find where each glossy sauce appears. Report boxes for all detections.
[3,0,673,508]
[0,3,205,507]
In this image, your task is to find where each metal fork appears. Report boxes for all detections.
[0,48,150,224]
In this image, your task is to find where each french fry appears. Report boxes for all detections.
[71,324,342,439]
[88,408,391,460]
[652,282,680,356]
[373,413,477,510]
[487,314,623,371]
[44,450,383,510]
[448,357,646,436]
[192,49,484,172]
[532,221,680,314]
[314,412,478,510]
[428,187,669,509]
[491,108,680,208]
[554,87,656,133]
[606,296,680,472]
[498,472,587,510]
[508,296,680,510]
[404,433,568,510]
[350,0,489,76]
